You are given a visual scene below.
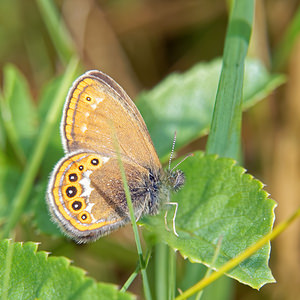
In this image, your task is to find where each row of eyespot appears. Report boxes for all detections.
[67,198,92,224]
[61,157,102,224]
[63,156,101,200]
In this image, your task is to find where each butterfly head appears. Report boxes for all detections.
[164,169,185,192]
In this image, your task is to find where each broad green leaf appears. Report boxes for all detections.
[2,64,38,156]
[136,58,285,159]
[141,152,276,289]
[0,240,134,299]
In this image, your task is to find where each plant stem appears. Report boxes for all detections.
[121,249,152,292]
[155,243,168,300]
[272,5,300,70]
[114,136,152,300]
[36,0,75,64]
[168,246,176,300]
[0,57,79,239]
[195,236,223,300]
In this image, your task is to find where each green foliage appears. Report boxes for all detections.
[0,1,285,297]
[2,65,38,152]
[0,65,38,164]
[137,58,285,159]
[0,56,280,297]
[2,0,300,298]
[272,5,300,70]
[0,240,133,299]
[141,152,276,289]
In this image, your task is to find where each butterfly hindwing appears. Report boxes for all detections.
[47,151,153,242]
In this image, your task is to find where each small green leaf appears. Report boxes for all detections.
[141,152,276,289]
[2,64,38,155]
[0,240,134,299]
[32,179,63,237]
[0,113,5,150]
[30,76,67,237]
[0,165,21,223]
[38,75,65,175]
[137,58,285,159]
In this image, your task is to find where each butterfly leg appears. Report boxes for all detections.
[164,202,179,237]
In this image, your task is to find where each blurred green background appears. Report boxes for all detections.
[0,0,299,299]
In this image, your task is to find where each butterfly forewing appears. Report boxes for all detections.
[61,71,161,169]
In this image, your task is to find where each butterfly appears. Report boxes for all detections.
[47,70,185,243]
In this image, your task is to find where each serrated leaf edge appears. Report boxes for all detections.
[1,239,133,298]
[177,154,276,289]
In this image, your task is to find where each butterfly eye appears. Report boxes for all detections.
[149,172,155,182]
[78,211,92,224]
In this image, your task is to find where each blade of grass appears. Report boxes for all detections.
[112,128,152,300]
[272,6,300,70]
[206,0,254,159]
[168,246,176,300]
[36,0,76,64]
[0,57,79,239]
[155,243,168,300]
[195,236,223,300]
[175,206,300,300]
[121,249,152,292]
[201,1,254,298]
[0,94,26,167]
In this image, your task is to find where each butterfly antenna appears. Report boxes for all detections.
[171,153,194,172]
[169,131,177,170]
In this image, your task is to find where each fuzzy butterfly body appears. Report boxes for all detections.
[47,70,184,243]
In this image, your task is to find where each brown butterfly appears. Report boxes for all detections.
[47,70,185,243]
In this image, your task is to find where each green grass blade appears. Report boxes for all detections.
[113,128,152,300]
[36,0,76,64]
[272,6,300,70]
[168,247,176,300]
[206,0,254,159]
[155,243,168,300]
